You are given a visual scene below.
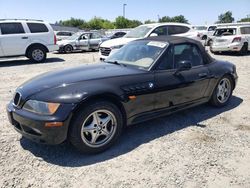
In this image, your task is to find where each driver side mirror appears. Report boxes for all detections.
[175,60,192,75]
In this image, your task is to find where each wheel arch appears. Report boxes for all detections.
[223,73,236,90]
[25,43,49,57]
[70,93,127,129]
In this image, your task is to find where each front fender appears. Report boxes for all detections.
[29,82,125,104]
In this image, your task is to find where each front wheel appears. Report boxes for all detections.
[210,76,233,107]
[69,101,124,154]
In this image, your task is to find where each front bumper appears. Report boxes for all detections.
[211,43,242,52]
[6,102,74,145]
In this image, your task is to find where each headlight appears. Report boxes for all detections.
[111,45,123,49]
[23,100,60,115]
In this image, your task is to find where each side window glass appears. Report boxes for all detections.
[208,26,216,31]
[152,26,167,36]
[80,34,88,40]
[241,27,250,34]
[27,23,48,33]
[168,26,176,35]
[173,44,203,68]
[157,46,173,70]
[91,33,101,39]
[0,23,25,35]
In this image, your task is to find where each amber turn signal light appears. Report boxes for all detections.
[45,122,63,127]
[129,95,136,100]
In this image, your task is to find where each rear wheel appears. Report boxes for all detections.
[69,101,124,154]
[210,76,233,107]
[64,45,73,53]
[239,43,248,56]
[28,46,47,63]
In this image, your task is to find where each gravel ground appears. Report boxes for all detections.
[0,50,250,188]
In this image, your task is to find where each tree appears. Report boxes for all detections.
[144,20,156,24]
[238,15,250,22]
[216,11,234,23]
[114,16,130,28]
[171,15,188,24]
[159,16,172,23]
[128,20,142,28]
[59,17,88,29]
[159,15,188,23]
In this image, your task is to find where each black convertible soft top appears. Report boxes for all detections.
[136,36,214,64]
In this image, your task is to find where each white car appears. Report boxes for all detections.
[210,25,250,55]
[193,25,217,43]
[0,19,58,63]
[99,23,201,60]
[55,31,75,41]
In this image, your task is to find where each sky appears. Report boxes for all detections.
[0,0,249,25]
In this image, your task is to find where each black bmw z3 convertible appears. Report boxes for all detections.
[7,36,238,153]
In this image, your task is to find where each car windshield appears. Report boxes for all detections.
[124,25,153,38]
[66,32,82,40]
[193,26,207,30]
[214,28,236,36]
[105,40,168,69]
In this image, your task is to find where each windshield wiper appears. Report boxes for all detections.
[104,60,126,67]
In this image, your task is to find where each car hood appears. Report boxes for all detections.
[100,37,137,48]
[17,63,145,99]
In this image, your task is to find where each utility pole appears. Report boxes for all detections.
[123,4,127,18]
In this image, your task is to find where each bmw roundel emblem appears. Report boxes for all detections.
[148,82,154,89]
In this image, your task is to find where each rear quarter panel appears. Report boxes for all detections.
[205,60,236,97]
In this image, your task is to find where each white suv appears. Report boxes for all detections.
[210,24,250,55]
[0,19,58,62]
[99,22,201,60]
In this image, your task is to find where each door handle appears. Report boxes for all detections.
[198,73,208,78]
[22,37,28,39]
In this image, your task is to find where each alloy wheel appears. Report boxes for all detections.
[216,78,231,104]
[81,110,117,148]
[32,49,44,62]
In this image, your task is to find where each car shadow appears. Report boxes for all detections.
[212,51,250,57]
[20,96,243,167]
[54,50,98,55]
[0,58,65,67]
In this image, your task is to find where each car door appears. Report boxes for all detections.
[77,33,90,50]
[240,26,250,50]
[154,43,211,109]
[0,22,28,56]
[89,33,102,50]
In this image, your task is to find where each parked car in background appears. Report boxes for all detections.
[57,31,109,53]
[0,19,58,63]
[55,31,75,41]
[210,25,250,55]
[7,36,238,153]
[192,25,217,46]
[109,31,127,39]
[99,22,201,60]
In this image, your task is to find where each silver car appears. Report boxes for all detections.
[57,32,109,53]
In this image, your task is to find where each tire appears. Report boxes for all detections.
[202,35,207,40]
[207,39,213,47]
[69,100,124,154]
[239,43,248,56]
[28,46,47,63]
[64,45,73,53]
[210,75,233,107]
